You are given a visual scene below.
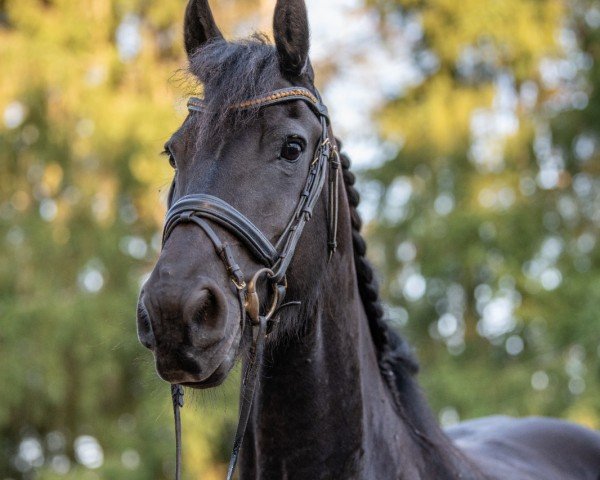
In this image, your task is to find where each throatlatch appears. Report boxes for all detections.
[164,86,338,480]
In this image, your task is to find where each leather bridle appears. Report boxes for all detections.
[162,86,340,480]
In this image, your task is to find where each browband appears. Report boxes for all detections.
[187,86,329,122]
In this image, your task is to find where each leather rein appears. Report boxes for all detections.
[161,86,339,480]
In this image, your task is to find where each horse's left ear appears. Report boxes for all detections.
[273,0,310,77]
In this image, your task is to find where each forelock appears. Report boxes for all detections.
[188,34,281,142]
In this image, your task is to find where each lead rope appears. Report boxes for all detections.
[226,315,268,480]
[170,317,268,480]
[171,384,184,480]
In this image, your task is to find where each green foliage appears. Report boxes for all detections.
[0,1,247,477]
[368,0,600,430]
[1,0,599,478]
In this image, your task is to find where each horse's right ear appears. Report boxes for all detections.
[273,0,310,77]
[184,0,223,59]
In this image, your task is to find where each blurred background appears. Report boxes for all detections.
[1,0,599,478]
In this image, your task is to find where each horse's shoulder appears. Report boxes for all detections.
[447,416,600,480]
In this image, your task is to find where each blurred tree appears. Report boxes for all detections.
[366,0,600,428]
[0,0,259,478]
[2,0,599,478]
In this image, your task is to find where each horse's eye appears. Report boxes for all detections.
[280,139,304,162]
[162,146,176,169]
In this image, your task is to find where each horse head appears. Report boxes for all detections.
[136,0,338,389]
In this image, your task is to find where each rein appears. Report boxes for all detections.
[161,86,339,480]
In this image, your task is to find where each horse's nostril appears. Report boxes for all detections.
[183,287,224,346]
[192,289,212,324]
[136,300,155,350]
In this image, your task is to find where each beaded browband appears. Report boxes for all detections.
[187,86,328,119]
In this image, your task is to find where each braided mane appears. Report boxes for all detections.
[337,142,419,378]
[339,144,478,479]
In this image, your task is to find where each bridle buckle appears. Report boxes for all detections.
[244,268,286,326]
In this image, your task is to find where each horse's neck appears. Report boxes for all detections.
[241,251,451,479]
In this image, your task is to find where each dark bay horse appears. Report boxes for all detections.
[136,0,600,478]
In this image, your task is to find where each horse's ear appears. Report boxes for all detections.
[273,0,310,77]
[184,0,223,59]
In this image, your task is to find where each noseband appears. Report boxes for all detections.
[161,86,340,480]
